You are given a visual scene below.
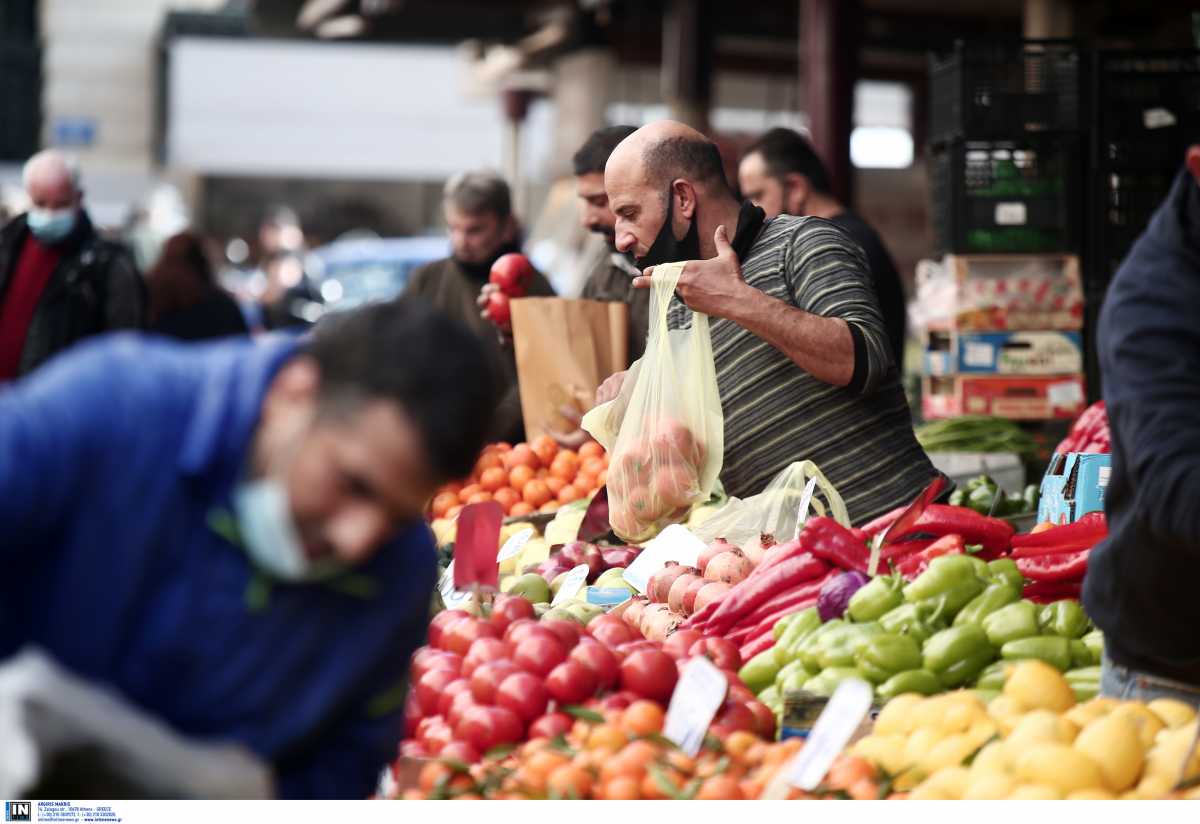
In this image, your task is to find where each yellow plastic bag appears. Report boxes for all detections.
[582,262,724,542]
[689,461,850,558]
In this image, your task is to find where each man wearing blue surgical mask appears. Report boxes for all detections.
[0,150,144,381]
[0,298,498,797]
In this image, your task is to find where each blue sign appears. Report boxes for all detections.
[53,117,97,147]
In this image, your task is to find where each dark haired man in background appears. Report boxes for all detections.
[597,120,933,523]
[0,298,497,798]
[739,128,907,367]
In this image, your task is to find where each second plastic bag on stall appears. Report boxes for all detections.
[582,262,724,542]
[689,460,851,562]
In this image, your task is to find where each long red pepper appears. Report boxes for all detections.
[729,593,822,645]
[894,534,965,580]
[1016,548,1091,582]
[888,505,1014,553]
[1011,511,1106,549]
[695,553,829,636]
[1022,579,1083,603]
[1011,536,1102,559]
[801,517,871,573]
[859,505,907,537]
[739,633,775,661]
[725,572,834,636]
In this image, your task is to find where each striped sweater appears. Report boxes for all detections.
[666,215,934,524]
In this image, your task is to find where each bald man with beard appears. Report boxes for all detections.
[595,121,934,524]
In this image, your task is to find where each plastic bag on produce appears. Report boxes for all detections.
[690,460,850,552]
[582,262,724,542]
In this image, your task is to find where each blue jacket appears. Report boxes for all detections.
[0,333,437,797]
[1084,168,1200,684]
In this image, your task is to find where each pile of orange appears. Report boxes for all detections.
[429,435,609,521]
[393,699,890,800]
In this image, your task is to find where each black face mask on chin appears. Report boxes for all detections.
[635,186,701,269]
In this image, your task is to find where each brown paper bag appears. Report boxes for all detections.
[510,297,629,442]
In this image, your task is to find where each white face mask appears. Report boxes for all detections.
[232,477,343,582]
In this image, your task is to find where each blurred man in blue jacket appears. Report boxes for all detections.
[1086,146,1200,702]
[0,297,497,797]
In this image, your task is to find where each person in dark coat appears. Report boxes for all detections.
[146,231,249,340]
[0,149,144,382]
[1085,147,1200,703]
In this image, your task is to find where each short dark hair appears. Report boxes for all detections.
[744,128,831,194]
[572,125,638,176]
[308,298,497,481]
[643,135,732,194]
[443,170,512,220]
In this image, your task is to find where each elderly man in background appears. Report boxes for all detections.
[0,149,144,382]
[598,121,934,523]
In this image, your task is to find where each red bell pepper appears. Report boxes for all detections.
[1016,548,1091,582]
[894,534,965,580]
[801,517,871,573]
[1011,511,1106,552]
[1022,579,1083,603]
[888,505,1014,554]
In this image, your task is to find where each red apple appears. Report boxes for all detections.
[568,642,619,690]
[689,637,742,671]
[469,659,521,705]
[414,668,458,716]
[490,594,535,632]
[513,634,568,678]
[662,629,704,660]
[428,610,472,649]
[441,618,500,657]
[461,637,511,678]
[437,678,473,718]
[495,671,549,723]
[528,712,572,739]
[619,649,678,702]
[545,659,599,705]
[541,618,582,651]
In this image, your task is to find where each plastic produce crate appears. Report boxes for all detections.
[930,39,1083,146]
[932,136,1081,255]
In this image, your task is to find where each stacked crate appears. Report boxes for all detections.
[921,40,1087,421]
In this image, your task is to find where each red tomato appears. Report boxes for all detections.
[441,618,500,657]
[568,642,619,691]
[437,739,481,764]
[399,739,430,759]
[591,621,637,648]
[446,690,478,729]
[528,712,573,739]
[746,700,777,739]
[489,594,535,632]
[504,620,554,647]
[411,648,461,682]
[455,705,499,753]
[619,649,678,703]
[436,679,473,719]
[483,706,524,746]
[541,618,582,651]
[414,668,459,716]
[403,693,422,738]
[596,690,640,713]
[488,253,535,298]
[688,637,742,671]
[513,634,568,678]
[495,671,549,723]
[428,610,472,649]
[545,659,599,705]
[468,659,521,705]
[461,637,511,678]
[418,718,454,755]
[662,629,704,660]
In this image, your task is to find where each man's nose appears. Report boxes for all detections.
[615,231,635,254]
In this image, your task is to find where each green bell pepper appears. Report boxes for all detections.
[794,619,845,672]
[773,611,802,642]
[778,669,811,694]
[923,624,995,688]
[848,574,904,623]
[738,648,781,692]
[987,558,1024,590]
[1082,629,1104,663]
[1069,639,1095,668]
[775,660,809,690]
[876,668,942,700]
[973,660,1010,691]
[879,602,948,645]
[954,582,1021,627]
[904,555,988,621]
[803,667,865,698]
[774,607,821,665]
[758,685,781,710]
[964,556,991,578]
[814,623,883,670]
[949,488,966,507]
[967,484,996,515]
[1065,666,1101,702]
[1000,636,1072,671]
[982,600,1040,647]
[856,633,922,684]
[1037,600,1090,639]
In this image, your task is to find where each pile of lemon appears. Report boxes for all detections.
[851,659,1200,800]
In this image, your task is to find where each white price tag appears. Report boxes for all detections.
[1047,380,1084,408]
[994,202,1028,226]
[438,561,473,609]
[793,476,819,539]
[963,341,995,368]
[1143,107,1177,130]
[621,524,705,594]
[766,679,874,797]
[496,528,534,562]
[663,657,728,756]
[1098,466,1111,488]
[550,564,590,606]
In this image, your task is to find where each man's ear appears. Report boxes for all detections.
[1186,145,1200,188]
[783,173,811,213]
[674,179,698,221]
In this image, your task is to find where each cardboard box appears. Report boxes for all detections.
[924,330,1084,376]
[914,254,1084,332]
[1038,452,1112,524]
[923,374,1087,420]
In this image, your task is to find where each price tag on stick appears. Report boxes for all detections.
[662,657,729,756]
[793,476,819,539]
[454,501,503,590]
[551,564,590,606]
[497,527,534,562]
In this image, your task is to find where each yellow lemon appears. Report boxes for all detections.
[1074,711,1145,792]
[1147,698,1197,730]
[1004,659,1075,713]
[1014,743,1106,795]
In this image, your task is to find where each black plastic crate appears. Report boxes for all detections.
[931,136,1081,255]
[1087,50,1200,291]
[0,40,40,161]
[930,39,1083,146]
